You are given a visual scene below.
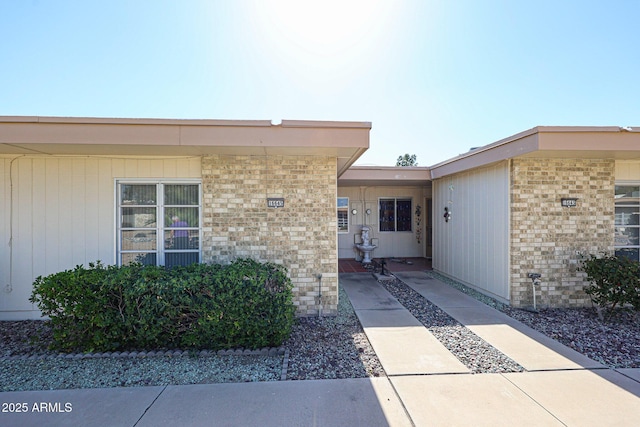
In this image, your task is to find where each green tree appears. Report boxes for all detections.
[396,153,418,166]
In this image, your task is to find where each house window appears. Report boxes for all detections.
[117,181,201,267]
[615,184,640,261]
[379,198,412,232]
[337,197,349,233]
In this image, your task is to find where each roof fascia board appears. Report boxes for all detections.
[538,127,640,152]
[0,116,370,158]
[0,116,373,129]
[281,120,372,129]
[180,124,369,148]
[338,165,432,186]
[429,126,640,179]
[340,165,430,180]
[429,129,540,179]
[0,116,274,127]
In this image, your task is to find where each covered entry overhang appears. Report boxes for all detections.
[338,166,433,261]
[339,165,432,187]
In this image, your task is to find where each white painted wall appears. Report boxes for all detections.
[337,186,428,259]
[0,155,201,319]
[432,161,510,302]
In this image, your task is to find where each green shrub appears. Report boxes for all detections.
[579,253,640,318]
[30,259,295,353]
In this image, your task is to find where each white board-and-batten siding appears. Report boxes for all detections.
[0,156,201,319]
[615,160,640,181]
[432,161,510,302]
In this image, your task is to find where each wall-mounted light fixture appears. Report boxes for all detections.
[365,208,372,215]
[444,206,452,222]
[351,209,358,215]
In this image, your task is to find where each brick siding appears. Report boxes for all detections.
[201,155,338,316]
[510,158,615,307]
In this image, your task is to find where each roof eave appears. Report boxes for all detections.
[429,126,640,179]
[0,116,371,168]
[339,165,432,186]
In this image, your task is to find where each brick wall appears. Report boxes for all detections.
[201,155,338,316]
[510,158,615,307]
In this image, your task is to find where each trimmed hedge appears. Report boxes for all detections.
[29,259,296,353]
[580,253,640,319]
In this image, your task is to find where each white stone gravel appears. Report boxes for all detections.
[0,354,282,392]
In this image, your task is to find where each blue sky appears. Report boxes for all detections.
[1,0,638,166]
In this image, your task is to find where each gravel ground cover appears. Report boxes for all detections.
[0,354,282,392]
[284,284,384,380]
[2,272,639,391]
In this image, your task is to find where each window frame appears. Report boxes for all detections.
[615,182,640,261]
[116,179,202,267]
[337,197,349,233]
[378,197,412,233]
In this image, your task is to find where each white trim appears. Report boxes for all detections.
[337,196,349,234]
[614,182,640,261]
[507,158,512,303]
[115,179,202,266]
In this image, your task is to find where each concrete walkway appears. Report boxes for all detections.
[342,271,640,426]
[340,273,469,376]
[2,271,639,426]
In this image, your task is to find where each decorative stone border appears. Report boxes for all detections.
[1,346,286,361]
[280,348,290,380]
